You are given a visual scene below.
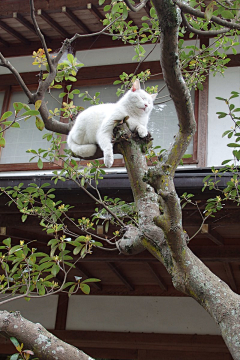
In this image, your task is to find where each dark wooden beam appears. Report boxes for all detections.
[107,262,134,291]
[37,9,70,38]
[12,12,51,44]
[0,20,30,45]
[87,3,105,21]
[75,263,102,290]
[55,293,69,330]
[0,0,98,16]
[144,2,151,17]
[0,36,10,47]
[201,224,224,246]
[146,262,167,291]
[46,331,233,355]
[62,6,91,34]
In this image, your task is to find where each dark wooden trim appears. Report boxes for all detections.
[75,263,102,290]
[55,293,69,330]
[0,20,30,45]
[12,12,51,44]
[1,86,11,116]
[0,162,61,172]
[0,36,10,47]
[87,3,105,21]
[37,9,70,38]
[146,262,167,291]
[107,262,135,291]
[62,6,91,34]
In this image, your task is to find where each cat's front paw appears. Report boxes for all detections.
[104,153,114,168]
[138,127,148,138]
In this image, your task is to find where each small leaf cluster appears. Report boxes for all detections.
[9,336,37,360]
[113,70,153,96]
[0,101,42,147]
[93,196,137,232]
[216,91,240,163]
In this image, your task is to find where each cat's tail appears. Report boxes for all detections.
[67,133,97,158]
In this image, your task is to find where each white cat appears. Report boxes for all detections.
[67,79,157,168]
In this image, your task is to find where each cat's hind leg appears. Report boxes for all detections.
[69,143,97,158]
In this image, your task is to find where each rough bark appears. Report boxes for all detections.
[0,310,92,360]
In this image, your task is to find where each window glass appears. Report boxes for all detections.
[0,90,61,164]
[74,81,194,156]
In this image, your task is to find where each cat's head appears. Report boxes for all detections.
[128,79,157,114]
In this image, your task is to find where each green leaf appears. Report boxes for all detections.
[21,110,40,117]
[3,238,11,247]
[150,6,156,18]
[10,353,19,360]
[9,245,22,255]
[81,278,101,283]
[13,102,24,113]
[222,130,231,137]
[216,112,227,118]
[99,0,105,5]
[227,143,240,147]
[11,122,20,128]
[80,283,90,294]
[35,117,45,131]
[35,100,42,111]
[51,263,60,277]
[10,337,20,348]
[0,137,6,147]
[21,214,27,223]
[67,54,74,63]
[112,2,120,14]
[122,4,128,20]
[216,97,226,101]
[1,111,13,121]
[204,1,214,21]
[104,4,111,11]
[221,10,234,19]
[37,158,43,169]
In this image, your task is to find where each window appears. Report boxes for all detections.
[0,89,61,166]
[74,80,195,160]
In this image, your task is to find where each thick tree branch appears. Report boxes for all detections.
[152,0,196,176]
[175,0,240,30]
[0,310,92,360]
[116,124,173,269]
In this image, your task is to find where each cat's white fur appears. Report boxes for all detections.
[67,79,157,168]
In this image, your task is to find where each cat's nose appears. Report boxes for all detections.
[145,104,148,108]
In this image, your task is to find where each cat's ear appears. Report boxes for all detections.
[151,93,157,101]
[131,79,141,92]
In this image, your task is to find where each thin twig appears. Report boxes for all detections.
[181,11,229,36]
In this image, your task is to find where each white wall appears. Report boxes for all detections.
[0,295,220,334]
[208,67,240,167]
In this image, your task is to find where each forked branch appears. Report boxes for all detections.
[124,0,149,12]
